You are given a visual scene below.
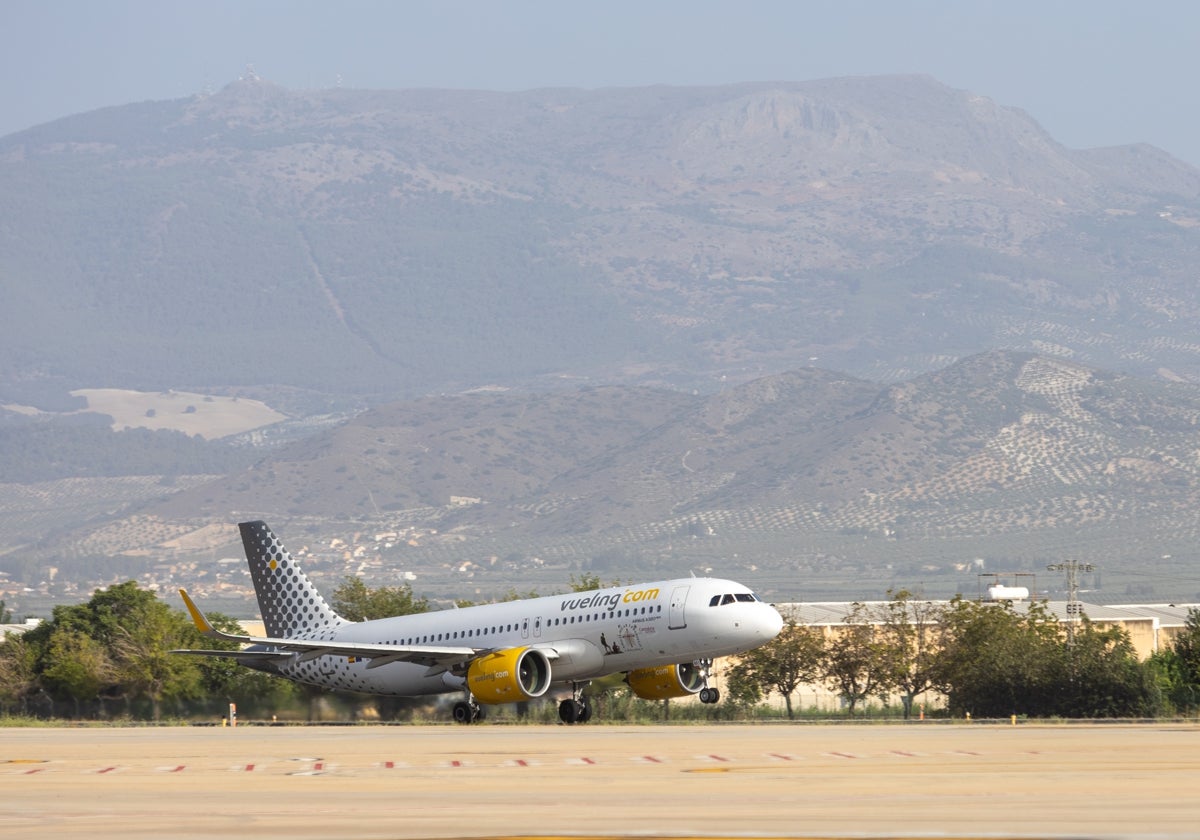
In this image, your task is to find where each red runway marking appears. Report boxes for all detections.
[579,757,595,765]
[513,759,529,767]
[449,760,463,767]
[828,752,857,759]
[170,765,185,773]
[954,750,980,756]
[638,755,663,763]
[313,762,324,771]
[892,750,917,757]
[384,761,395,769]
[705,754,730,762]
[24,768,44,775]
[768,753,796,761]
[97,766,118,774]
[244,764,256,772]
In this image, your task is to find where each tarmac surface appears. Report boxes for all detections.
[2,722,1198,840]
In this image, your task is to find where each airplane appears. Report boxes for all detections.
[173,520,784,723]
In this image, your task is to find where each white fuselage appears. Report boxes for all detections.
[265,577,782,697]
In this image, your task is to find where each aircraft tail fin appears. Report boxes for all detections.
[239,520,349,638]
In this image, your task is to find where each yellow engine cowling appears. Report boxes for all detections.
[625,662,704,700]
[466,647,552,704]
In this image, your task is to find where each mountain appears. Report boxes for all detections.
[7,76,1200,612]
[3,75,1200,408]
[14,351,1200,608]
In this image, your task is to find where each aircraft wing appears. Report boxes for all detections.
[174,589,482,670]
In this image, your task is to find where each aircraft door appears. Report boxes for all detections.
[668,585,690,630]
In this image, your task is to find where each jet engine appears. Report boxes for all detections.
[625,662,704,700]
[467,647,552,704]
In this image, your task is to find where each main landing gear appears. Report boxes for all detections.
[558,681,593,724]
[452,696,485,724]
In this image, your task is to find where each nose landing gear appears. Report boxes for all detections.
[697,658,720,704]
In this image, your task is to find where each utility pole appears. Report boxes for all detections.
[1046,560,1095,646]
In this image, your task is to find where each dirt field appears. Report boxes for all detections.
[2,723,1198,840]
[71,388,285,438]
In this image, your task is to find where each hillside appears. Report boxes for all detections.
[11,352,1200,609]
[3,75,1200,407]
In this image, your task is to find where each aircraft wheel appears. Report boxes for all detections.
[452,701,475,724]
[558,698,582,724]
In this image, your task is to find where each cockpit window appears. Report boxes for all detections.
[711,591,763,606]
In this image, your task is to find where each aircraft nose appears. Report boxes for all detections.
[762,604,784,640]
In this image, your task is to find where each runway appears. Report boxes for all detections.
[2,723,1198,839]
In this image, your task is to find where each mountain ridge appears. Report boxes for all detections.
[7,350,1196,607]
[4,75,1200,404]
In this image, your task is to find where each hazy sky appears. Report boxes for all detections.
[3,1,1199,167]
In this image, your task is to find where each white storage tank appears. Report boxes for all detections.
[986,584,1030,601]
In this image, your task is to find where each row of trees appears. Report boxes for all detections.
[3,584,1200,721]
[0,582,299,720]
[732,591,1200,719]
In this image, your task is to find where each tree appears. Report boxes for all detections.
[0,598,12,624]
[30,581,203,719]
[822,603,889,715]
[42,627,113,718]
[1162,608,1200,712]
[728,619,825,719]
[1059,619,1161,718]
[332,577,429,621]
[871,590,946,719]
[933,597,1063,717]
[110,599,203,721]
[0,633,40,714]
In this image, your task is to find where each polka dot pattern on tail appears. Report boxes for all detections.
[239,521,348,640]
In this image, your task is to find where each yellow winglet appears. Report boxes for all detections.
[179,589,215,634]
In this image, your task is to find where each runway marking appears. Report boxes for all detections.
[570,757,597,765]
[697,754,730,762]
[157,765,186,773]
[505,759,536,767]
[634,755,664,763]
[827,752,857,759]
[96,766,119,774]
[767,753,796,761]
[891,750,917,757]
[24,768,45,775]
[954,750,980,756]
